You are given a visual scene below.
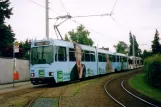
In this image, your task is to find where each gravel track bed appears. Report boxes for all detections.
[1,69,154,107]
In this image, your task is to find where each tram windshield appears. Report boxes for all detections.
[31,46,53,65]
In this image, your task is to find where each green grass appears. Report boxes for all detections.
[72,81,89,96]
[129,73,161,102]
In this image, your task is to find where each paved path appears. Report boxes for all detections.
[0,81,34,94]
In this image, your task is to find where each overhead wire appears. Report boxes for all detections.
[71,19,119,41]
[110,0,118,14]
[71,13,112,18]
[50,0,124,43]
[59,0,69,15]
[108,0,132,35]
[28,0,61,15]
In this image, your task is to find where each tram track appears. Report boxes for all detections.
[23,83,69,107]
[58,85,68,107]
[104,69,159,107]
[24,87,52,107]
[0,87,44,105]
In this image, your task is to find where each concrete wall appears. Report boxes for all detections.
[0,58,30,84]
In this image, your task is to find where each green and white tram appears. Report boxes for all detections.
[30,39,141,85]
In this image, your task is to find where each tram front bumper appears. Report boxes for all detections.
[30,77,56,85]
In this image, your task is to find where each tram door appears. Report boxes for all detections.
[54,46,70,82]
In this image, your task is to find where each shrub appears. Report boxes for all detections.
[144,54,161,89]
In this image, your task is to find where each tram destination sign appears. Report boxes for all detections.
[34,41,50,46]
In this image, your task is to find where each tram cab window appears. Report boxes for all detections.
[69,48,76,61]
[55,46,67,61]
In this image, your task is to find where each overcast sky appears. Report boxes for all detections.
[6,0,161,52]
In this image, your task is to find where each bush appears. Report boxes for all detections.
[144,54,161,89]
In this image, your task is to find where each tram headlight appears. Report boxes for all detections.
[49,72,54,76]
[31,73,35,77]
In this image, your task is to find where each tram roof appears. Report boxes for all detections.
[32,39,97,51]
[128,56,142,60]
[113,52,127,57]
[97,48,113,55]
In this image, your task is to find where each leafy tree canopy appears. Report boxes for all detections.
[0,0,13,24]
[64,25,94,46]
[0,0,15,57]
[142,50,152,60]
[114,41,128,54]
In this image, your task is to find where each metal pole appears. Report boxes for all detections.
[13,43,15,88]
[46,0,49,39]
[96,44,98,74]
[133,35,135,69]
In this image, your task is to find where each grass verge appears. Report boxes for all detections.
[129,73,161,102]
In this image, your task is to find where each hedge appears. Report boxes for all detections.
[144,54,161,89]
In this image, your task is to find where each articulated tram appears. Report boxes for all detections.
[30,39,142,85]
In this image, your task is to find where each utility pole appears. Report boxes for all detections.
[133,35,135,69]
[46,0,49,39]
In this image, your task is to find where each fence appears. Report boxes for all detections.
[0,58,29,84]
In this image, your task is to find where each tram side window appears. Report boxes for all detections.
[85,51,90,61]
[129,59,132,64]
[98,53,102,62]
[90,52,95,62]
[109,55,112,62]
[137,60,139,64]
[69,48,76,61]
[117,56,120,62]
[112,55,116,62]
[81,51,85,61]
[123,57,126,62]
[102,54,106,62]
[55,46,67,61]
[120,56,122,62]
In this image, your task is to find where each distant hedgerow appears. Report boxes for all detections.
[144,54,161,89]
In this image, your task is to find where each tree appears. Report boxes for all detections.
[151,29,161,54]
[64,34,70,41]
[65,25,94,46]
[129,32,133,56]
[16,39,31,59]
[142,50,152,59]
[0,0,13,24]
[129,32,141,56]
[0,0,15,56]
[133,35,140,56]
[114,41,128,54]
